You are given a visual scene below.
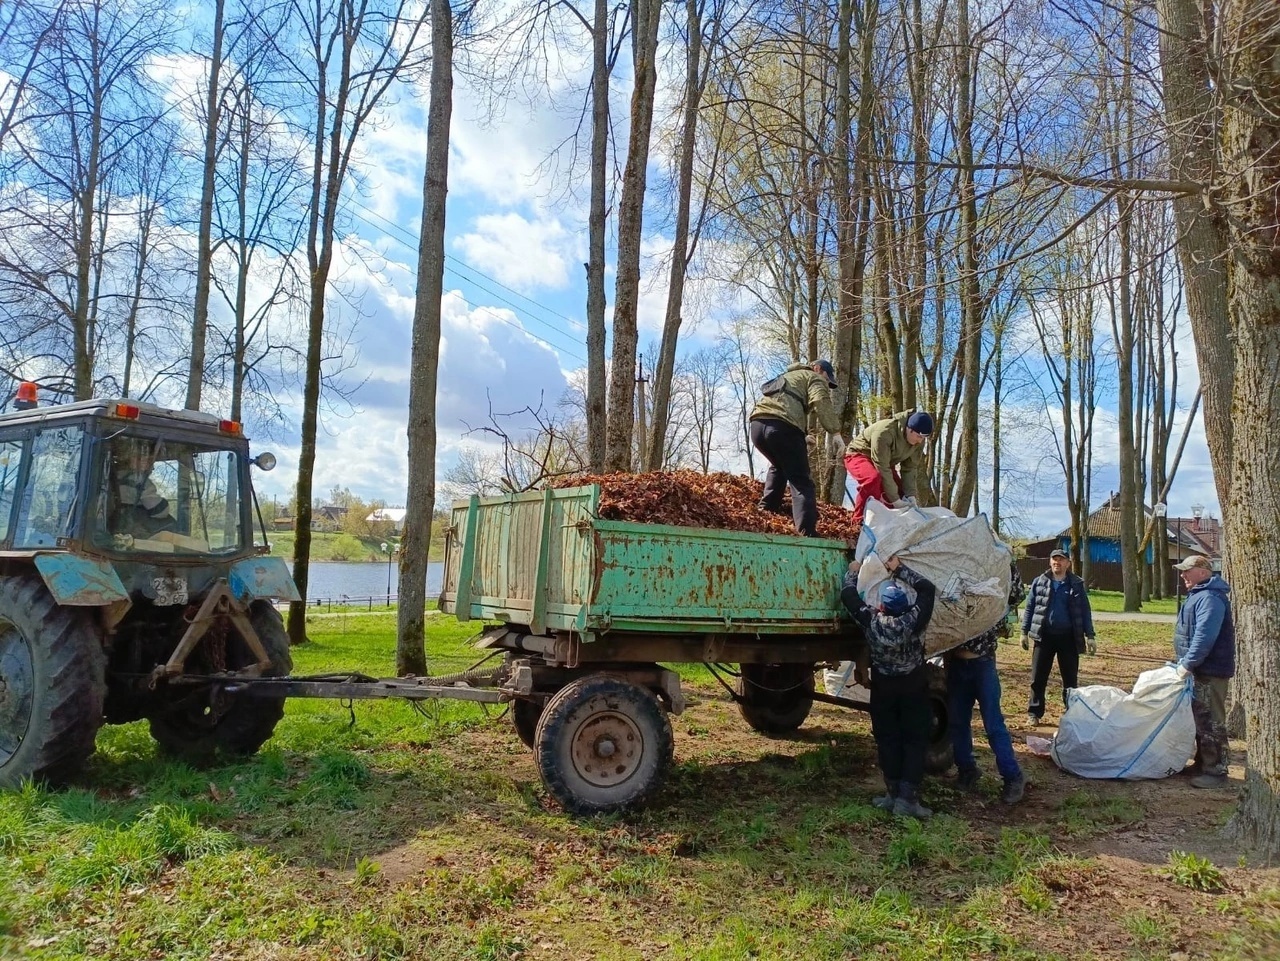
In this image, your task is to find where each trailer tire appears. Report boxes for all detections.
[923,661,955,775]
[510,698,542,749]
[0,575,107,789]
[149,601,292,764]
[534,675,673,815]
[737,663,814,735]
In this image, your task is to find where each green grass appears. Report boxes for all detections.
[1086,590,1179,615]
[1,615,1270,960]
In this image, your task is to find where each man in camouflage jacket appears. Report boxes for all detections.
[749,360,844,536]
[842,556,937,818]
[944,564,1026,804]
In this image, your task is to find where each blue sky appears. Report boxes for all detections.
[228,25,1222,542]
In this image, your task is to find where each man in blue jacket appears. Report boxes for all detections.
[1021,549,1096,725]
[1171,554,1235,789]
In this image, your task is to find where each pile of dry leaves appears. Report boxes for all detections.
[549,470,860,541]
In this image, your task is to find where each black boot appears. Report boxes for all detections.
[892,782,933,819]
[872,779,899,810]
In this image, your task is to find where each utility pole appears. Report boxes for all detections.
[635,354,648,471]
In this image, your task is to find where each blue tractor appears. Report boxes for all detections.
[0,387,299,788]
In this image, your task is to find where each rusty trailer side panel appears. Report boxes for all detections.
[439,485,851,638]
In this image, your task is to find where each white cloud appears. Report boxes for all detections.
[453,213,576,291]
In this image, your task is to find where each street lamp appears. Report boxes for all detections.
[381,541,396,607]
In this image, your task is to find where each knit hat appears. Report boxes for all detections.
[880,582,910,615]
[906,411,934,435]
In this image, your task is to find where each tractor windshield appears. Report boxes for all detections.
[91,434,246,555]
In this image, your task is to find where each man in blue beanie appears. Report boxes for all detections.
[844,409,934,524]
[842,554,937,818]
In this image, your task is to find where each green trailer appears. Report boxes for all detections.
[439,484,953,814]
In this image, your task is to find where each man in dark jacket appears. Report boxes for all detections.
[945,563,1026,803]
[1171,554,1235,788]
[1021,549,1096,725]
[749,360,845,536]
[842,555,937,818]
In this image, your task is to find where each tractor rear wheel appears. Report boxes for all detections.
[0,575,106,789]
[737,663,815,735]
[148,601,292,764]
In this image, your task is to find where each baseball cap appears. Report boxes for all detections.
[815,359,838,388]
[1174,554,1212,572]
[1049,548,1069,559]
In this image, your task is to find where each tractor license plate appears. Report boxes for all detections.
[152,575,189,606]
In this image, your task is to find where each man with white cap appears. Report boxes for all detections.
[1171,554,1235,788]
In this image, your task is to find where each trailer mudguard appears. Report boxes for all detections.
[229,556,301,603]
[34,553,129,606]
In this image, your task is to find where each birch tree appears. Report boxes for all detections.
[284,0,428,645]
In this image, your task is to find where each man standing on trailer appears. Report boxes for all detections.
[749,359,845,537]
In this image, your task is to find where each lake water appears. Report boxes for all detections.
[287,560,444,602]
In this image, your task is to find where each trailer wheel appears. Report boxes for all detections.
[737,663,815,735]
[149,601,292,764]
[0,575,107,789]
[923,661,955,775]
[510,698,542,749]
[534,675,673,815]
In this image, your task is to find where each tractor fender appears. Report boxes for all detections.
[228,556,301,603]
[33,553,132,630]
[34,553,129,606]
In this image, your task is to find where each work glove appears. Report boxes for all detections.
[904,495,918,507]
[891,498,910,509]
[1085,637,1097,656]
[1020,633,1030,651]
[1175,663,1191,679]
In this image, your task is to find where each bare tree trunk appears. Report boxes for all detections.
[185,0,224,411]
[949,0,980,512]
[828,0,874,502]
[648,0,712,471]
[286,1,427,645]
[585,0,611,471]
[1217,0,1280,859]
[1155,0,1233,505]
[399,0,453,677]
[603,0,661,471]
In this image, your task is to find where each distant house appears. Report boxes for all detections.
[313,505,347,531]
[1021,492,1223,590]
[366,507,406,535]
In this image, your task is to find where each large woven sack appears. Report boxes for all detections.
[1050,666,1195,779]
[852,501,1012,657]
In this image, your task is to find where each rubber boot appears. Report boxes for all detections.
[872,779,899,810]
[892,782,933,819]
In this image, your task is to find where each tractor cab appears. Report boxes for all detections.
[0,385,298,789]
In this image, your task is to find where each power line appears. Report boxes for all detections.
[340,196,589,359]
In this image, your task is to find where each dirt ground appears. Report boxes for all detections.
[364,635,1277,959]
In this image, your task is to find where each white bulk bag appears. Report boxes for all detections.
[1050,665,1195,780]
[852,500,1012,657]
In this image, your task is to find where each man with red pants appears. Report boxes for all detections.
[844,410,933,524]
